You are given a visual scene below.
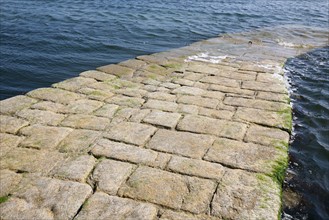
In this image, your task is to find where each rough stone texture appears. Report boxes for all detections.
[200,76,240,88]
[172,86,205,96]
[0,170,22,197]
[143,99,178,112]
[177,104,199,115]
[0,133,24,157]
[0,95,38,115]
[146,92,176,101]
[90,159,135,195]
[30,101,65,112]
[177,115,247,140]
[50,155,96,182]
[19,125,72,150]
[107,95,145,107]
[204,138,286,174]
[106,122,157,146]
[62,99,103,114]
[168,156,226,180]
[256,91,290,103]
[0,175,92,220]
[75,192,157,220]
[224,96,289,111]
[80,70,117,81]
[93,104,119,118]
[0,115,29,134]
[27,88,82,104]
[209,84,255,96]
[242,80,287,93]
[0,148,64,174]
[129,109,151,122]
[58,129,100,153]
[61,114,111,130]
[147,129,214,158]
[78,88,114,101]
[178,95,219,109]
[143,110,181,128]
[53,76,97,92]
[16,109,65,126]
[198,107,234,120]
[97,64,135,78]
[119,58,146,69]
[211,169,281,220]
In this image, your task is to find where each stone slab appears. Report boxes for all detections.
[53,76,97,92]
[60,114,111,130]
[143,110,181,128]
[0,170,22,197]
[27,88,82,104]
[143,99,178,112]
[0,133,24,157]
[178,95,219,109]
[16,109,65,126]
[0,115,29,134]
[0,95,38,115]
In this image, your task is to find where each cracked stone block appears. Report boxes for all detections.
[105,122,157,146]
[62,99,103,114]
[224,97,289,111]
[181,176,217,214]
[58,129,101,153]
[93,104,119,118]
[172,86,205,96]
[0,170,22,197]
[119,59,146,69]
[20,125,72,150]
[256,91,290,103]
[0,148,64,174]
[27,88,82,104]
[200,76,240,88]
[204,138,286,174]
[0,115,29,134]
[75,192,157,220]
[0,174,92,220]
[97,64,135,78]
[177,104,199,115]
[146,92,176,102]
[78,88,114,101]
[245,124,290,148]
[16,109,65,126]
[242,81,287,93]
[61,114,111,130]
[168,156,226,180]
[0,95,38,115]
[30,101,65,112]
[198,107,234,120]
[90,159,135,195]
[92,139,169,168]
[177,115,247,140]
[143,110,181,128]
[50,155,96,182]
[143,99,178,112]
[111,108,139,124]
[178,95,219,109]
[209,84,255,96]
[119,166,188,209]
[211,169,281,220]
[234,107,291,131]
[0,133,24,157]
[80,70,117,81]
[106,95,145,107]
[147,129,214,159]
[53,76,97,92]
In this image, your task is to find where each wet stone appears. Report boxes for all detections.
[204,138,286,174]
[90,159,135,195]
[0,133,24,157]
[61,114,111,130]
[75,192,157,220]
[93,104,119,118]
[143,99,178,112]
[53,76,97,92]
[0,175,92,220]
[143,110,181,128]
[147,129,214,159]
[0,115,29,134]
[168,156,226,180]
[16,109,65,126]
[27,88,82,104]
[58,129,100,153]
[178,95,219,109]
[50,155,96,182]
[62,99,103,114]
[80,70,117,81]
[245,124,290,148]
[0,148,64,174]
[224,96,289,111]
[211,169,281,220]
[19,125,72,150]
[106,122,157,146]
[106,95,145,107]
[97,64,135,78]
[0,95,38,115]
[0,170,22,197]
[177,115,247,140]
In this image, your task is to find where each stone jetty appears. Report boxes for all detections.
[0,25,328,220]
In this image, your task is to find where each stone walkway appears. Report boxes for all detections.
[0,26,328,220]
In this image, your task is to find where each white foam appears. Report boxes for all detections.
[185,53,234,63]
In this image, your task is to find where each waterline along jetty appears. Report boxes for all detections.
[0,25,328,219]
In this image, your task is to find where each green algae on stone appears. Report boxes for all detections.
[0,195,10,204]
[277,107,292,132]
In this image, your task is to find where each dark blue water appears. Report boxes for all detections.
[283,47,329,220]
[0,0,328,219]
